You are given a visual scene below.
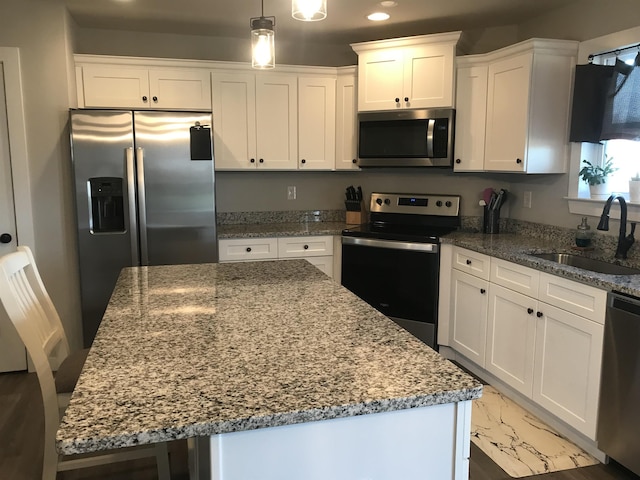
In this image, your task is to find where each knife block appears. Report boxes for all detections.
[346,201,366,225]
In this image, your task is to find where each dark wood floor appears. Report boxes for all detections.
[2,370,639,480]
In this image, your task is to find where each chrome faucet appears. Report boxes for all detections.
[597,195,636,259]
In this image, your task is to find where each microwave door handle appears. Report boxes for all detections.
[426,119,435,157]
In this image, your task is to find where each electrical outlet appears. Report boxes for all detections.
[287,186,296,200]
[524,191,532,209]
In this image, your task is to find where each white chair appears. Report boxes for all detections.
[0,246,171,480]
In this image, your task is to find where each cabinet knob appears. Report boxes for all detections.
[301,159,306,164]
[352,159,357,164]
[516,158,523,164]
[466,259,472,265]
[480,288,486,294]
[0,233,12,244]
[250,158,256,163]
[142,96,148,102]
[404,97,409,102]
[527,308,534,314]
[246,247,252,252]
[536,311,543,317]
[152,96,158,102]
[455,159,461,164]
[304,245,309,250]
[259,158,264,163]
[395,97,400,103]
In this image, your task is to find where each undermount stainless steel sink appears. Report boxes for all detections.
[530,253,640,275]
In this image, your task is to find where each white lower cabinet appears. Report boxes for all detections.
[450,269,488,367]
[219,236,334,279]
[448,247,606,440]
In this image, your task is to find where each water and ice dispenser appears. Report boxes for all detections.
[88,177,125,233]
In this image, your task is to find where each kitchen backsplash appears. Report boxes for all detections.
[217,210,346,225]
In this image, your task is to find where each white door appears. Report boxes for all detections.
[0,57,27,372]
[297,76,335,170]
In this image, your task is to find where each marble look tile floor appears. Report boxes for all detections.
[471,386,599,478]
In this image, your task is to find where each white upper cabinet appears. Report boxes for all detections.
[78,63,211,110]
[335,69,359,170]
[351,32,461,112]
[297,76,336,170]
[454,39,578,173]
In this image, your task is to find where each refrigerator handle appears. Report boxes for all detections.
[135,147,149,265]
[125,148,140,265]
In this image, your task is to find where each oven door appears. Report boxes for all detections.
[341,236,440,349]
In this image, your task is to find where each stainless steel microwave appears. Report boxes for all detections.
[357,108,455,167]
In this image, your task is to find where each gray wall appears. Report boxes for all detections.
[0,0,81,348]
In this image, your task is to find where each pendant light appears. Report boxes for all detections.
[251,0,275,69]
[292,0,327,21]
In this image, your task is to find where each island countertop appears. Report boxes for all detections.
[56,260,482,455]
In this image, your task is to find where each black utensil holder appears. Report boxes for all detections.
[483,207,500,234]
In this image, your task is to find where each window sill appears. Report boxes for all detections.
[567,196,640,223]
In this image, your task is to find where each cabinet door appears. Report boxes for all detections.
[484,53,532,172]
[305,256,334,279]
[357,49,404,111]
[81,65,150,108]
[533,303,603,439]
[298,77,336,170]
[486,283,536,397]
[212,73,258,170]
[149,69,211,110]
[403,44,455,109]
[335,73,359,170]
[450,269,489,367]
[255,75,298,169]
[453,64,488,172]
[277,236,333,258]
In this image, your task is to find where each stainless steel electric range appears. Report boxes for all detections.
[341,192,461,349]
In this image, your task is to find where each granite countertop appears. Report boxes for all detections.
[56,260,482,455]
[217,221,349,238]
[442,231,640,297]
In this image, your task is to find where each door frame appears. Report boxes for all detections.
[0,47,35,250]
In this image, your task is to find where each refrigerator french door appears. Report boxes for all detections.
[70,110,217,347]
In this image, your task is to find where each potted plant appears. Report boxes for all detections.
[630,172,640,202]
[579,157,617,199]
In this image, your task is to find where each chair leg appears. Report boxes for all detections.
[155,442,171,480]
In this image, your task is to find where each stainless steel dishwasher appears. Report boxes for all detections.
[598,291,640,476]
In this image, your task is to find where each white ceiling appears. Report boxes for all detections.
[64,0,580,44]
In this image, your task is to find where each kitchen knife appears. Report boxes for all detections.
[356,186,363,201]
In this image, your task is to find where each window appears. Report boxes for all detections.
[583,49,639,197]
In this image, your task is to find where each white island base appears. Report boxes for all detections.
[203,400,472,480]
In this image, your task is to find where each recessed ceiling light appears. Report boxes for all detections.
[380,1,398,7]
[367,12,390,21]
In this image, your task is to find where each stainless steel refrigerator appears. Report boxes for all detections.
[70,110,217,347]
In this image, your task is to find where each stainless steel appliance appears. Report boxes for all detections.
[70,110,217,346]
[357,108,455,168]
[341,192,461,348]
[598,291,640,476]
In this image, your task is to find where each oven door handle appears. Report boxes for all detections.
[342,236,439,253]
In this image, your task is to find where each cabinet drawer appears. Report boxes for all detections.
[452,247,490,280]
[278,236,334,258]
[218,238,278,262]
[538,272,606,324]
[490,257,539,297]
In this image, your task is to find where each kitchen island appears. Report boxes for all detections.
[56,260,482,479]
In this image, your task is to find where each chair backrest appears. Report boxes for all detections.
[0,246,70,370]
[0,246,70,479]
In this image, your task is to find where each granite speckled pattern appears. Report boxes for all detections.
[442,231,640,297]
[218,210,346,225]
[56,260,482,455]
[218,221,348,239]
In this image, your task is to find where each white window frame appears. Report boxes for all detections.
[567,26,640,223]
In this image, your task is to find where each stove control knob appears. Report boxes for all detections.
[445,201,452,207]
[376,198,383,205]
[436,200,443,207]
[384,198,391,205]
